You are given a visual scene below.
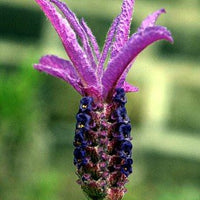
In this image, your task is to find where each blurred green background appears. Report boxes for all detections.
[0,0,200,199]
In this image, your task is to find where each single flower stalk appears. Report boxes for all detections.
[34,0,173,199]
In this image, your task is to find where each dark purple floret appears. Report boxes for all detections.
[116,106,127,116]
[76,113,91,130]
[116,88,125,95]
[74,147,87,168]
[79,97,93,112]
[119,124,131,138]
[115,106,130,123]
[126,158,133,165]
[75,129,85,135]
[121,158,133,176]
[74,147,86,159]
[114,88,127,105]
[74,132,84,142]
[73,132,87,147]
[120,140,132,155]
[113,123,131,141]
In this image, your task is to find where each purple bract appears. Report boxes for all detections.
[34,0,173,102]
[34,0,173,199]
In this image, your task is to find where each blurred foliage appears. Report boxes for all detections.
[169,84,200,133]
[0,0,200,200]
[0,4,43,42]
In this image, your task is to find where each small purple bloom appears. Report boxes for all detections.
[120,140,133,156]
[73,131,87,148]
[121,158,133,177]
[34,0,173,199]
[79,97,93,112]
[113,88,127,105]
[119,124,131,139]
[76,113,91,130]
[74,147,87,169]
[115,106,130,124]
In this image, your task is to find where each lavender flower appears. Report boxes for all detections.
[34,0,173,199]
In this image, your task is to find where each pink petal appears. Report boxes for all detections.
[80,18,101,61]
[50,0,96,69]
[34,0,99,93]
[97,16,120,77]
[103,26,173,99]
[123,82,139,93]
[34,55,84,95]
[111,0,135,58]
[138,8,166,32]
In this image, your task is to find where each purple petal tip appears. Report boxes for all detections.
[160,8,166,13]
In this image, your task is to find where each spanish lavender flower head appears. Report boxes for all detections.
[34,0,173,199]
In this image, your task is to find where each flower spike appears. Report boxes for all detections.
[34,0,173,199]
